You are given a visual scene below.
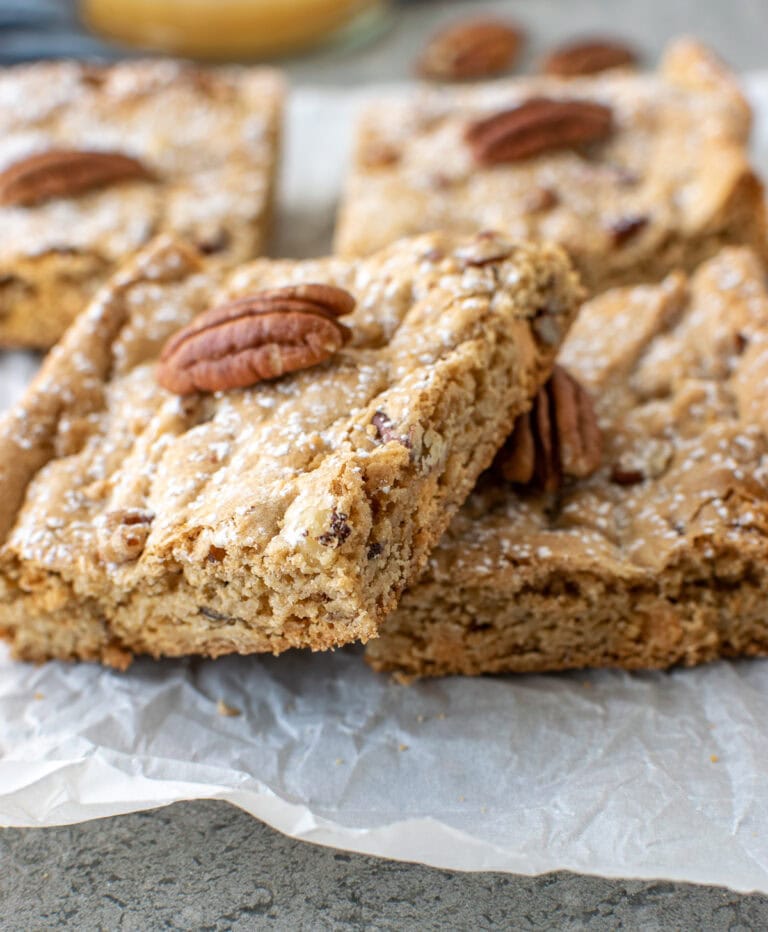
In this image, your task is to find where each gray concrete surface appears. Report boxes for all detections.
[4,800,768,931]
[4,1,768,928]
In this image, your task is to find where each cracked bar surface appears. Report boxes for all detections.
[0,231,581,666]
[368,248,768,679]
[336,39,765,295]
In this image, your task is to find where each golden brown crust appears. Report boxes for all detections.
[336,38,766,295]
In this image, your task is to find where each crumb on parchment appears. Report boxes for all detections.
[216,699,242,718]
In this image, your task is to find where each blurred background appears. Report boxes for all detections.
[1,0,767,80]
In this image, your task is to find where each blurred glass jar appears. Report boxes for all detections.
[80,0,390,59]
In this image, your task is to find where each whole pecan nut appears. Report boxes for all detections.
[465,97,613,166]
[495,366,603,492]
[541,38,638,77]
[0,149,153,206]
[157,283,355,395]
[417,18,524,81]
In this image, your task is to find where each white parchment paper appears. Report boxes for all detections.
[3,77,768,892]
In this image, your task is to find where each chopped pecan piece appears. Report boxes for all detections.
[199,606,232,623]
[360,141,401,169]
[495,366,602,492]
[465,98,613,166]
[196,230,231,255]
[542,38,638,77]
[609,215,648,247]
[157,284,355,395]
[610,466,645,486]
[455,231,515,267]
[371,411,413,450]
[524,186,560,214]
[317,511,352,548]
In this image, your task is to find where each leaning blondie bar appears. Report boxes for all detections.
[0,231,581,667]
[368,248,768,678]
[0,60,283,349]
[336,39,765,294]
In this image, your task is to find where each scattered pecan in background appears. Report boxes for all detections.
[417,18,524,81]
[495,366,602,492]
[157,283,355,395]
[0,149,153,206]
[466,98,613,166]
[541,38,638,77]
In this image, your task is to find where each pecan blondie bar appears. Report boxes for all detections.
[0,60,283,349]
[368,248,768,678]
[336,39,765,294]
[0,231,581,666]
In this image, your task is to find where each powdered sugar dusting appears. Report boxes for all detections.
[0,60,283,263]
[422,248,768,586]
[337,39,753,293]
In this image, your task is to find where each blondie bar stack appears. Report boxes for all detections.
[368,248,768,678]
[4,33,768,682]
[0,231,581,666]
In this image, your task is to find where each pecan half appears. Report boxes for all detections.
[417,18,524,81]
[523,186,560,214]
[465,98,613,166]
[455,230,515,267]
[157,284,355,395]
[0,149,153,207]
[495,366,602,492]
[542,38,638,77]
[610,466,645,486]
[360,140,401,169]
